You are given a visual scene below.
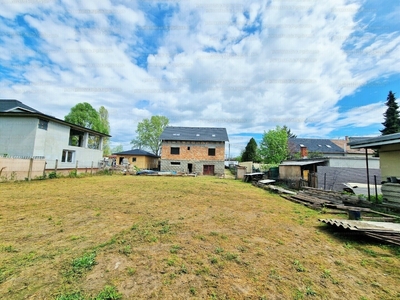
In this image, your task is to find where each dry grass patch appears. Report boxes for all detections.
[0,175,399,299]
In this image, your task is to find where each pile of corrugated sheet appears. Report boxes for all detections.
[319,219,400,246]
[254,182,400,245]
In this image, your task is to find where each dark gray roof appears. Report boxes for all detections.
[112,149,159,157]
[348,133,400,149]
[0,99,42,113]
[289,138,345,154]
[160,126,229,142]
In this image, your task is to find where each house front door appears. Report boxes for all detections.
[203,165,214,175]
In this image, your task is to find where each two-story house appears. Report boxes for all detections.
[159,126,229,175]
[0,99,110,170]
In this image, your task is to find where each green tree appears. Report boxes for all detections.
[259,126,289,164]
[380,91,400,135]
[131,116,169,156]
[64,102,110,155]
[98,106,111,156]
[65,102,103,131]
[282,125,297,138]
[111,144,124,154]
[130,139,145,150]
[241,138,259,162]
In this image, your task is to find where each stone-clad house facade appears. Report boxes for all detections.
[160,127,229,175]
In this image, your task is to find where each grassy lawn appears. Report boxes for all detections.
[1,174,399,299]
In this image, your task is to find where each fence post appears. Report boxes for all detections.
[28,158,33,181]
[75,160,78,174]
[91,161,94,175]
[43,161,47,177]
[55,159,58,174]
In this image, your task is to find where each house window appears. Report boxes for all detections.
[69,129,84,147]
[171,162,181,165]
[132,157,137,162]
[171,147,180,155]
[88,134,101,149]
[61,150,75,163]
[38,119,48,130]
[208,148,216,156]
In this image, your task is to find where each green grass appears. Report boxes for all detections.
[71,252,97,274]
[1,175,400,299]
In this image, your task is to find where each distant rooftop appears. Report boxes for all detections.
[112,149,159,157]
[289,138,344,154]
[331,137,375,155]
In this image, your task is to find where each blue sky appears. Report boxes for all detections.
[0,0,399,156]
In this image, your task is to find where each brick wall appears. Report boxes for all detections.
[161,141,225,160]
[160,141,225,175]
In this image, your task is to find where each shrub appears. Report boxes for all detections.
[48,171,58,179]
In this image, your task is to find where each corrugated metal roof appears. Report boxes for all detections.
[280,160,326,166]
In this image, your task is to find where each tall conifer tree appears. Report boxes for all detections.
[380,91,400,135]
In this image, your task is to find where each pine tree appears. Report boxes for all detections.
[282,125,297,138]
[380,91,400,135]
[241,138,258,162]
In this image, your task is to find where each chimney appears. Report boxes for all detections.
[300,145,308,159]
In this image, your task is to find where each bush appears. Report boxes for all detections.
[369,194,383,204]
[48,171,58,179]
[69,170,78,178]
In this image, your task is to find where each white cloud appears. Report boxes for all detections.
[0,0,399,155]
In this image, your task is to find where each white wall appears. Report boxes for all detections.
[328,156,379,169]
[0,118,37,156]
[1,116,104,169]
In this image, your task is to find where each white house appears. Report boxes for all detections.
[0,99,110,170]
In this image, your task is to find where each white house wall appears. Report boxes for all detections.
[41,121,103,169]
[1,116,104,169]
[0,117,37,156]
[34,121,69,159]
[45,147,104,169]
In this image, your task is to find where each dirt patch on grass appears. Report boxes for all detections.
[1,175,399,299]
